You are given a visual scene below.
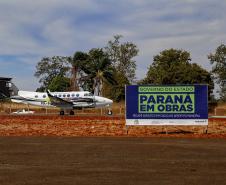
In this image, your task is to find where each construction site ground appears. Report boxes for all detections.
[0,115,226,138]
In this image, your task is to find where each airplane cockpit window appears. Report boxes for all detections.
[35,95,38,98]
[43,95,46,98]
[67,94,70,97]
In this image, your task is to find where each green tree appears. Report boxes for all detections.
[142,49,191,84]
[141,49,214,99]
[208,44,226,100]
[105,35,139,83]
[48,75,70,92]
[70,52,89,91]
[35,56,70,91]
[104,71,129,102]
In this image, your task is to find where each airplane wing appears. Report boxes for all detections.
[72,97,95,103]
[46,90,96,108]
[46,90,73,108]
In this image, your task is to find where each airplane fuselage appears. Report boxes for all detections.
[11,91,113,110]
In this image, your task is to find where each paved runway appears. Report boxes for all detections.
[0,137,226,185]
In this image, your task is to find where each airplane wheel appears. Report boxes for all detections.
[69,110,74,115]
[60,111,64,115]
[107,110,113,115]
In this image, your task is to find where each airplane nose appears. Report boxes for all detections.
[107,98,113,104]
[109,99,113,104]
[95,96,113,105]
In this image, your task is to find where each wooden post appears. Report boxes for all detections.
[126,125,129,135]
[205,125,208,134]
[0,100,2,113]
[165,126,168,135]
[2,101,5,113]
[9,103,12,114]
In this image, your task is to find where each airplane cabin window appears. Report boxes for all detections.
[43,95,46,98]
[76,94,79,97]
[59,94,61,97]
[84,93,93,96]
[72,94,75,97]
[35,95,38,98]
[67,94,70,97]
[63,94,66,97]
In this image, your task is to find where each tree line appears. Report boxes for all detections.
[35,35,226,102]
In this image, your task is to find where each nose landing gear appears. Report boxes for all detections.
[107,108,113,115]
[59,110,74,115]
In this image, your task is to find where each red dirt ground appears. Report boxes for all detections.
[0,115,226,138]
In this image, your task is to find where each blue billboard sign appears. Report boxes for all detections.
[126,85,208,125]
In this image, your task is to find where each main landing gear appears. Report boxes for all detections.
[60,110,64,115]
[59,110,74,115]
[69,110,74,115]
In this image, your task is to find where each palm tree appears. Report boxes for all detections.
[88,48,117,96]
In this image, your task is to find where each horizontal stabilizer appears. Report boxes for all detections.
[0,92,7,99]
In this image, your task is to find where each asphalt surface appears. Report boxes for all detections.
[0,137,226,185]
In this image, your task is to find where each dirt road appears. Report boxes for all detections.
[0,137,226,185]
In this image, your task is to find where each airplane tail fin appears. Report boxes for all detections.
[10,83,19,97]
[46,89,51,94]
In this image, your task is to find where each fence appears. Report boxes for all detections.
[0,101,125,116]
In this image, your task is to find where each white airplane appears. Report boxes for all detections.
[10,90,113,115]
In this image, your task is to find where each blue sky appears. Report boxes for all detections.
[0,0,226,91]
